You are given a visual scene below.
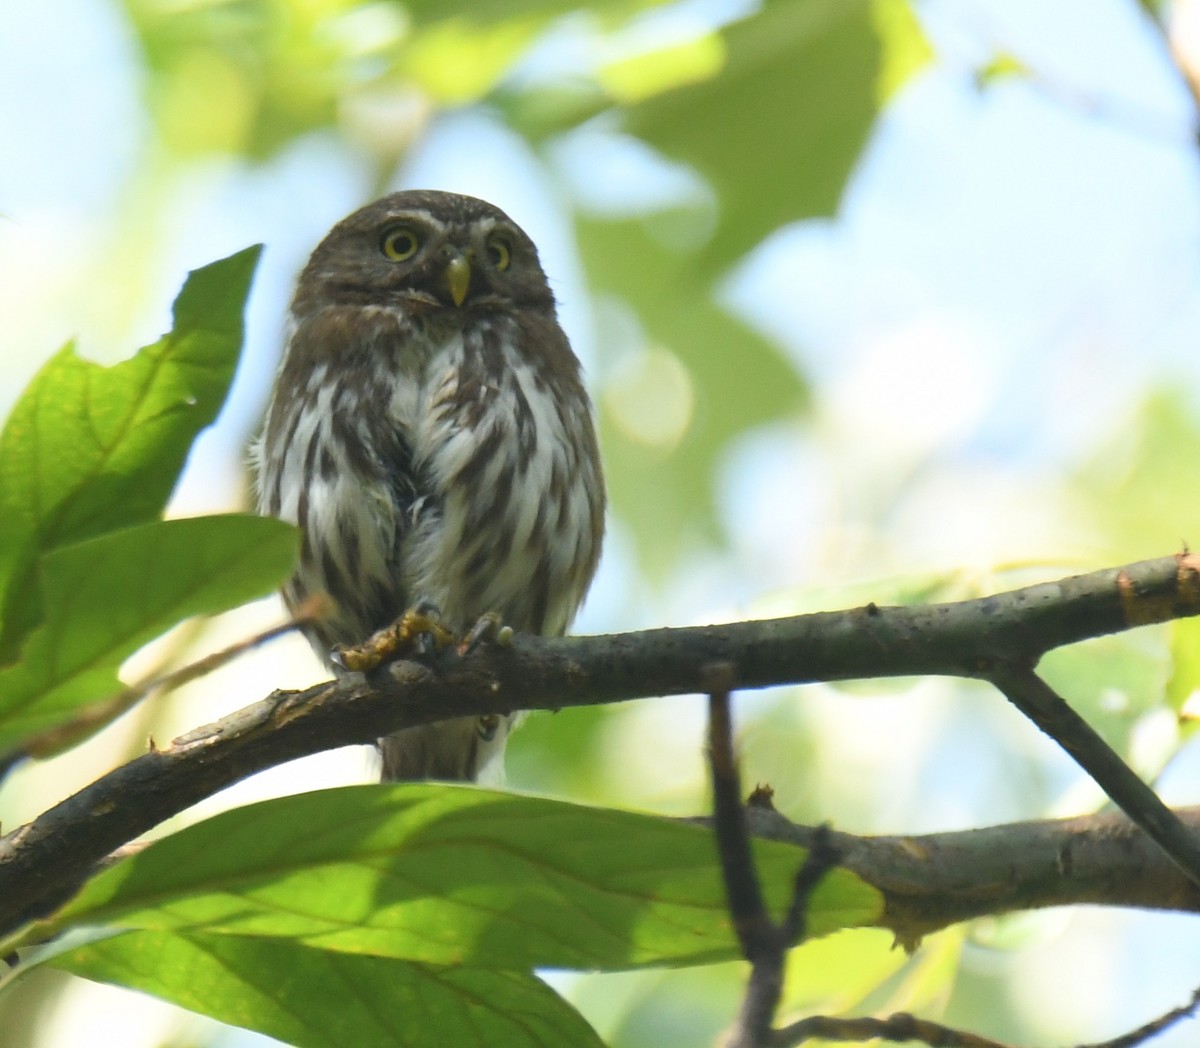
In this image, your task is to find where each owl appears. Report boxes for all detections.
[253,190,605,782]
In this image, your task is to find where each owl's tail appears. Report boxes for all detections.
[377,715,514,783]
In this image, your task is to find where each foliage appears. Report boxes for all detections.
[0,241,879,1046]
[0,249,297,756]
[3,0,1197,1044]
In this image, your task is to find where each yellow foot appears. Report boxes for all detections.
[334,602,455,673]
[457,611,515,656]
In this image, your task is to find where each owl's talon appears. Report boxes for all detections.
[458,611,513,656]
[336,603,454,672]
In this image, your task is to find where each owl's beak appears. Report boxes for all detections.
[445,255,472,307]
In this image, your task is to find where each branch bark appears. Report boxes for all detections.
[739,804,1200,950]
[2,553,1200,938]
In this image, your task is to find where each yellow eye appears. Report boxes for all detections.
[486,235,512,272]
[381,225,420,262]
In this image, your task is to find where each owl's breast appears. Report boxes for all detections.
[401,326,603,636]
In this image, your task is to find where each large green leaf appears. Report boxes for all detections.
[0,514,297,753]
[55,931,604,1048]
[51,785,881,969]
[623,0,904,278]
[0,246,261,661]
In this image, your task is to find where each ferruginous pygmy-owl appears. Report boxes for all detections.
[253,190,605,783]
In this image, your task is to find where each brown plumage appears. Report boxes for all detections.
[253,190,605,781]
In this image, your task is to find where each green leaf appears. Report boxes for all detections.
[52,785,881,969]
[54,931,604,1048]
[0,514,297,752]
[404,0,663,21]
[1075,389,1200,563]
[395,17,549,105]
[0,246,261,660]
[623,0,898,277]
[871,0,933,102]
[975,51,1030,88]
[598,31,726,104]
[779,928,908,1014]
[126,0,664,158]
[1167,618,1200,722]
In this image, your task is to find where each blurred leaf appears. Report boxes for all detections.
[400,17,546,104]
[623,0,920,277]
[872,0,933,101]
[0,246,261,661]
[1074,389,1200,562]
[1168,619,1200,724]
[128,0,347,157]
[125,0,669,158]
[779,927,907,1016]
[747,565,1003,622]
[495,77,612,142]
[873,926,964,1014]
[507,704,617,803]
[56,931,604,1048]
[578,213,806,577]
[52,785,881,968]
[598,32,726,104]
[0,515,297,753]
[405,0,663,20]
[1037,630,1170,761]
[1134,0,1170,25]
[975,51,1030,88]
[593,962,744,1048]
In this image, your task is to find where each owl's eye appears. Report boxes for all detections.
[381,225,421,262]
[485,235,512,272]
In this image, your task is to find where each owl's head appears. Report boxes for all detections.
[293,190,555,318]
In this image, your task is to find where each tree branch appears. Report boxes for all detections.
[2,553,1199,938]
[738,804,1200,951]
[767,985,1200,1047]
[986,663,1200,889]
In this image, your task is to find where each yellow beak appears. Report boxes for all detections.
[445,255,471,307]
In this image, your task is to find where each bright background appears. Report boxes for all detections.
[3,0,1200,1044]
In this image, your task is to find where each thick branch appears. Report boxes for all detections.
[742,805,1200,950]
[2,553,1199,936]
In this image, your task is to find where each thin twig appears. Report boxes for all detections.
[121,595,327,707]
[8,599,325,765]
[1078,984,1200,1048]
[781,826,838,945]
[770,1012,1014,1047]
[768,984,1200,1047]
[709,676,843,1048]
[708,671,771,958]
[709,680,780,1048]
